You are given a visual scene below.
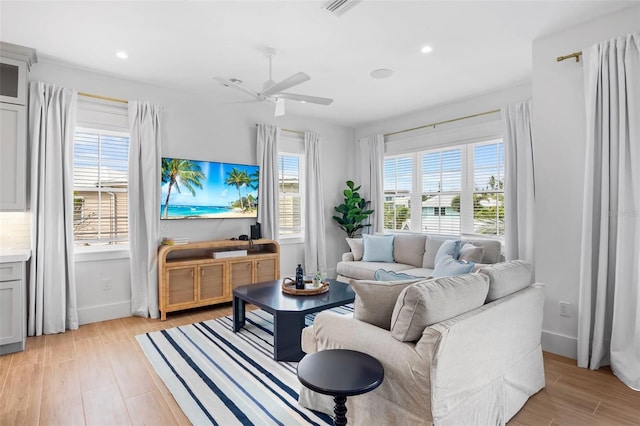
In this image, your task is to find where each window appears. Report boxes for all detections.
[421,148,462,235]
[383,139,504,238]
[383,155,413,231]
[278,153,304,237]
[473,142,504,236]
[73,129,129,245]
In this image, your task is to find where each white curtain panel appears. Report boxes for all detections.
[578,32,640,390]
[28,81,78,335]
[358,134,385,234]
[502,100,536,265]
[304,131,327,275]
[128,101,162,318]
[256,123,280,240]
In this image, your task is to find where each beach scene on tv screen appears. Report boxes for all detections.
[161,158,259,219]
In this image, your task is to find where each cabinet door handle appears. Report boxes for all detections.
[191,270,194,277]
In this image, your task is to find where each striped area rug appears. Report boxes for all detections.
[137,305,353,425]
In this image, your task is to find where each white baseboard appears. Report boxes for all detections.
[541,330,577,359]
[77,300,131,325]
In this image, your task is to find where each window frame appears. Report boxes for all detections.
[383,138,504,239]
[72,126,130,247]
[277,151,305,241]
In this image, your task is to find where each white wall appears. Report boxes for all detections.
[532,5,640,358]
[30,60,354,324]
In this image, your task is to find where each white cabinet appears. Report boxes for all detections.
[0,43,36,212]
[0,103,26,210]
[0,56,28,105]
[0,261,26,354]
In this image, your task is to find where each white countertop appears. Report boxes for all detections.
[0,249,32,262]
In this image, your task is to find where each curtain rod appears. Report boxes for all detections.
[384,109,501,137]
[556,51,583,63]
[78,91,128,104]
[255,124,304,135]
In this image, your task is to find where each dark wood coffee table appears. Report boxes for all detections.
[297,349,384,426]
[232,279,355,361]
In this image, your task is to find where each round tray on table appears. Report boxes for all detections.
[281,278,330,296]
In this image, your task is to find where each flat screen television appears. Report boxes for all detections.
[161,157,259,220]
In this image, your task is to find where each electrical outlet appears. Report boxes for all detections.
[560,301,570,317]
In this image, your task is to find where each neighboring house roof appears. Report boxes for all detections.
[422,194,458,208]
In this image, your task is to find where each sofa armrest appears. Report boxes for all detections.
[342,252,355,262]
[415,284,545,423]
[310,311,423,366]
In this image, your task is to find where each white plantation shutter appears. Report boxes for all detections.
[473,142,504,236]
[73,129,129,245]
[383,155,413,231]
[421,148,462,235]
[383,139,505,238]
[278,154,303,236]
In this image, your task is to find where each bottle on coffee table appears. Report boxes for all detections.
[295,264,305,289]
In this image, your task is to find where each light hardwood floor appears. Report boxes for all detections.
[1,304,638,426]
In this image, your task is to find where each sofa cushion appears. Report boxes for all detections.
[459,243,484,263]
[346,238,363,261]
[374,269,422,281]
[423,236,449,269]
[478,260,532,302]
[395,267,433,278]
[462,239,502,264]
[362,234,395,263]
[390,273,490,342]
[432,255,475,278]
[349,278,423,329]
[392,234,427,268]
[337,261,413,281]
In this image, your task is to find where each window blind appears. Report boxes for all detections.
[73,130,129,245]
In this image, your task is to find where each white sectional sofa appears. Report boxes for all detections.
[336,233,503,282]
[299,260,545,425]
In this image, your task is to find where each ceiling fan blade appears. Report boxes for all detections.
[214,76,261,100]
[274,98,286,117]
[260,72,310,98]
[278,92,334,105]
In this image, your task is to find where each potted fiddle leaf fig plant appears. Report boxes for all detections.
[332,180,374,238]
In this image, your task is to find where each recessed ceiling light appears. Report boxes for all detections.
[421,45,433,54]
[370,69,393,79]
[116,51,128,59]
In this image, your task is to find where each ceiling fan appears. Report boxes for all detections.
[215,49,333,117]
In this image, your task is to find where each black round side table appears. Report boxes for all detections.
[297,349,384,426]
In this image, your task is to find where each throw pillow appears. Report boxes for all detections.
[390,273,490,342]
[392,234,426,268]
[349,278,422,330]
[374,269,421,281]
[432,254,475,278]
[362,234,395,263]
[459,243,484,263]
[478,260,532,302]
[346,238,364,261]
[434,239,461,265]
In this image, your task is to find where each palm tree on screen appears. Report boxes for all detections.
[225,168,250,211]
[161,158,205,219]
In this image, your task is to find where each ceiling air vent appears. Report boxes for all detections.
[323,0,361,16]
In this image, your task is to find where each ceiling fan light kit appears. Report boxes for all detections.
[215,49,333,117]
